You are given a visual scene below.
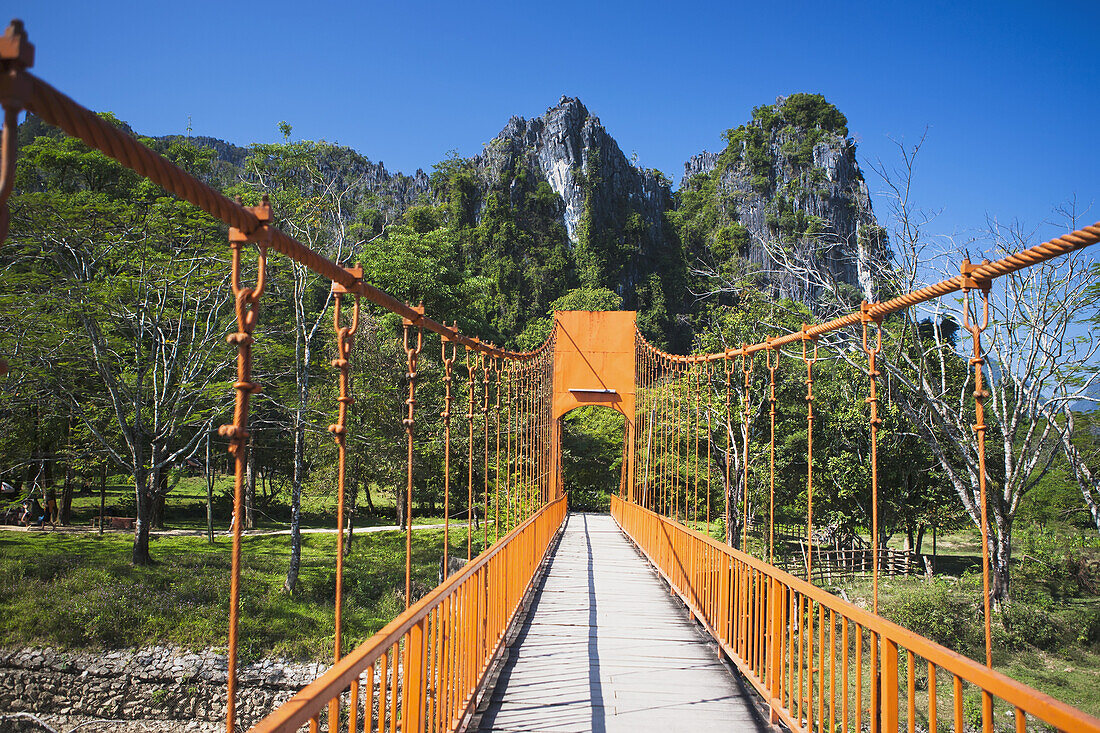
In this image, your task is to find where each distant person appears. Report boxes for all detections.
[45,488,58,527]
[21,497,43,528]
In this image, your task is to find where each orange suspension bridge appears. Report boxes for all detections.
[3,19,1100,733]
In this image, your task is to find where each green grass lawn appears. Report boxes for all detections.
[0,524,483,661]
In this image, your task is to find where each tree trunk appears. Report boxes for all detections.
[98,464,107,536]
[915,524,926,556]
[151,469,167,529]
[60,468,74,525]
[991,519,1012,604]
[284,420,305,594]
[205,431,215,544]
[132,465,153,565]
[152,493,166,529]
[244,436,256,531]
[345,470,357,556]
[725,477,743,548]
[363,478,375,513]
[396,485,407,530]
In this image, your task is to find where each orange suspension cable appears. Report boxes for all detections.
[493,359,502,543]
[705,361,712,528]
[668,363,677,521]
[642,349,648,509]
[465,347,475,561]
[504,362,514,531]
[401,305,424,609]
[482,353,490,551]
[741,346,754,554]
[528,364,535,517]
[766,343,778,565]
[693,362,701,527]
[327,286,359,728]
[801,328,818,582]
[962,261,995,670]
[441,327,458,578]
[219,201,270,733]
[520,366,528,521]
[860,303,883,615]
[724,358,732,545]
[658,358,664,515]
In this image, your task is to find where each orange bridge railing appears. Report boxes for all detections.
[251,495,567,733]
[612,496,1100,733]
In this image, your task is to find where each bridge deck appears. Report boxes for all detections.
[473,513,766,732]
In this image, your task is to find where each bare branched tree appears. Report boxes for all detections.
[244,143,366,593]
[22,212,234,564]
[746,133,1100,601]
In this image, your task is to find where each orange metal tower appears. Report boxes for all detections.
[549,310,637,503]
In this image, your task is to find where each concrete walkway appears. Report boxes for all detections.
[474,513,766,732]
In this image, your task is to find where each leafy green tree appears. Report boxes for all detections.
[7,117,232,564]
[561,406,625,511]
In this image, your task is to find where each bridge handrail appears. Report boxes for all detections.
[611,495,1100,733]
[249,494,567,733]
[634,221,1100,363]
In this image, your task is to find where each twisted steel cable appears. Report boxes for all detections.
[7,68,553,361]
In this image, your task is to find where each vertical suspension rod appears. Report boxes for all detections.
[801,328,818,582]
[401,307,423,609]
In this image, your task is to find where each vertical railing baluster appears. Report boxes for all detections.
[928,663,937,733]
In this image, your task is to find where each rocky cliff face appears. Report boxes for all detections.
[466,97,680,316]
[311,147,430,220]
[680,95,887,306]
[472,96,671,249]
[464,94,885,314]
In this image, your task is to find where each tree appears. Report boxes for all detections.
[9,121,233,563]
[238,138,360,593]
[769,135,1100,601]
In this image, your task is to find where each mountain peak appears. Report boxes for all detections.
[551,95,588,117]
[475,96,668,246]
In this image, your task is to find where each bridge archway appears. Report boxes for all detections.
[558,404,628,510]
[549,310,636,503]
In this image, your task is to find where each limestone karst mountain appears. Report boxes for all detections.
[19,93,888,346]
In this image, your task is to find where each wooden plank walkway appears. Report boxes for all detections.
[472,513,767,732]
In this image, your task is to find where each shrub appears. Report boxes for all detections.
[886,579,983,654]
[1002,604,1067,651]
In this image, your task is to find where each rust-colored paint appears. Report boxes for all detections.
[549,311,637,502]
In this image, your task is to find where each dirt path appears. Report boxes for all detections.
[0,522,455,537]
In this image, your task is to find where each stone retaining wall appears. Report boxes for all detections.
[0,646,325,732]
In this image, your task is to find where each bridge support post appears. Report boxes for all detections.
[549,311,637,503]
[767,576,784,724]
[881,637,899,733]
[403,618,428,732]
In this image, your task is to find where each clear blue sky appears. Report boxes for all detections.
[13,0,1100,246]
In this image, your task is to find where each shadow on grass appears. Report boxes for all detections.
[0,525,475,661]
